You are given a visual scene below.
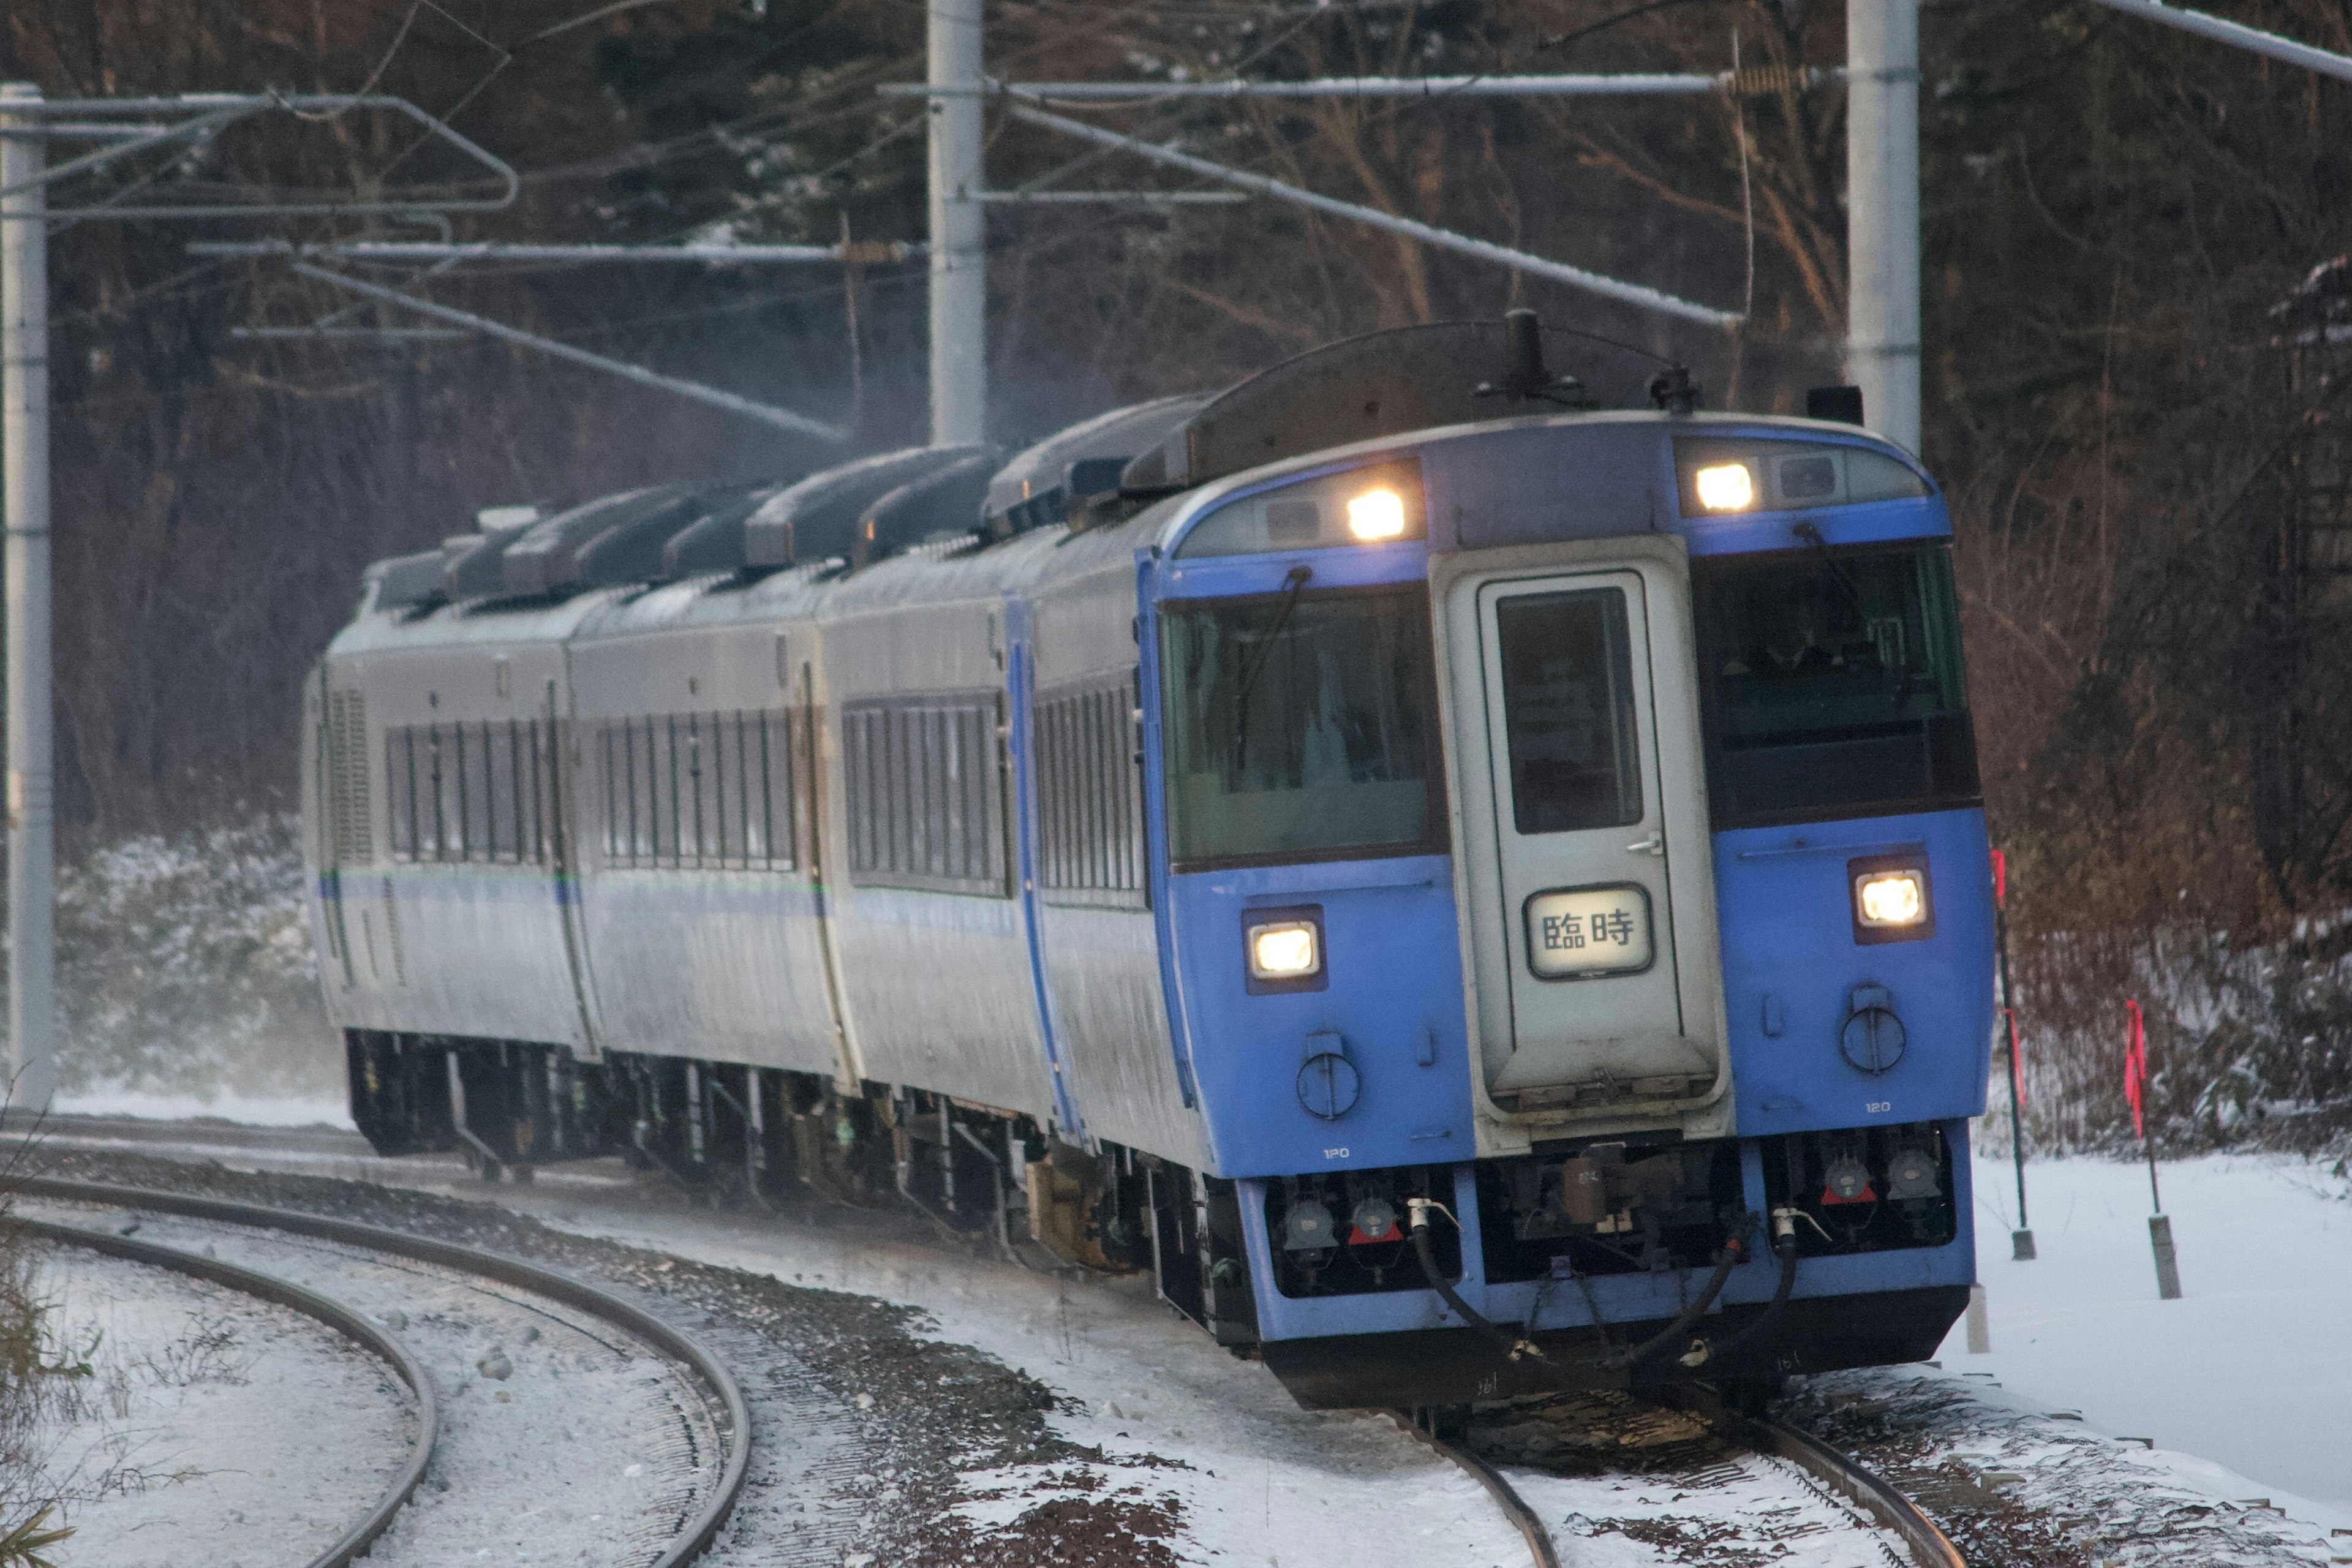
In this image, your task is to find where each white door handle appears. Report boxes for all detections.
[1626,834,1665,857]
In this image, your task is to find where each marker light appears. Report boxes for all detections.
[1345,487,1409,542]
[1855,870,1927,927]
[1692,462,1757,512]
[1248,920,1322,980]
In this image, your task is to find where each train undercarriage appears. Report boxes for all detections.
[347,1027,1964,1409]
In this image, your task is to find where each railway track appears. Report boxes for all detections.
[14,1175,751,1568]
[23,1213,439,1568]
[1408,1387,1967,1568]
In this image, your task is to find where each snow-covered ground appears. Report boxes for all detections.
[49,1088,354,1129]
[21,1242,413,1567]
[1947,1152,2352,1529]
[34,1095,2352,1561]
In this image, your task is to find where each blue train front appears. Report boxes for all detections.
[1131,352,1989,1408]
[310,316,1991,1412]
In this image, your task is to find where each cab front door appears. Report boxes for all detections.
[1439,538,1727,1130]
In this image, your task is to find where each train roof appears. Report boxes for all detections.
[328,315,1930,665]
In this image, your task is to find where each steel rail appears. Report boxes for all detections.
[1751,1414,1967,1568]
[16,1175,753,1568]
[18,1215,438,1568]
[1653,1385,1966,1567]
[1388,1413,1561,1568]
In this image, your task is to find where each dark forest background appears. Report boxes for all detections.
[3,0,2351,1143]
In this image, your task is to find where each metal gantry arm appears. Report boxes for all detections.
[2084,0,2352,83]
[1004,100,1743,330]
[286,261,852,442]
[0,94,519,219]
[881,70,1841,102]
[190,239,925,265]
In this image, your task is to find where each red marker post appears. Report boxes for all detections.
[1990,850,2034,1261]
[2125,1000,2183,1299]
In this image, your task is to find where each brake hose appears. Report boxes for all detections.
[1600,1232,1747,1371]
[1406,1197,1547,1362]
[1682,1209,1803,1367]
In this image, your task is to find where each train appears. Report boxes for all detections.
[304,312,1993,1411]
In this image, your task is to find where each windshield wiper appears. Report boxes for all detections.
[1791,521,1868,619]
[1232,565,1313,767]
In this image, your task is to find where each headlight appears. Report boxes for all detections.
[1175,459,1425,558]
[1344,487,1408,541]
[1677,437,1931,517]
[1857,872,1924,925]
[1248,921,1321,980]
[1692,462,1756,512]
[1853,870,1928,930]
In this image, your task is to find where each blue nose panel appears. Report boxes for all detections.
[1713,809,1995,1137]
[1168,855,1476,1177]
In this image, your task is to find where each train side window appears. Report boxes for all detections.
[681,714,706,868]
[522,718,545,865]
[386,728,417,861]
[611,719,630,865]
[489,720,519,863]
[842,695,1008,895]
[631,715,656,865]
[1038,670,1148,908]
[765,709,796,869]
[462,722,494,862]
[845,708,876,876]
[744,712,771,865]
[427,725,455,862]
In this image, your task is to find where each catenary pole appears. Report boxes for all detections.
[1,84,55,1114]
[929,0,987,447]
[1845,0,1922,453]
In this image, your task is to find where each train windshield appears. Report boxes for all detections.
[1158,584,1443,869]
[1692,541,1980,827]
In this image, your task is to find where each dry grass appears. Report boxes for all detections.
[0,1098,72,1568]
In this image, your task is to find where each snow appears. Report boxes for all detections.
[1945,1151,2352,1534]
[48,1088,354,1129]
[22,1242,414,1567]
[467,1194,1532,1568]
[21,1202,729,1568]
[1505,1454,1909,1566]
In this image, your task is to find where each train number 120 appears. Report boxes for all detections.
[1324,1147,1351,1161]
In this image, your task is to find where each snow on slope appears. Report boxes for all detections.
[1946,1152,2352,1532]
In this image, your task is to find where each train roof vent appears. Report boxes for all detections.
[574,486,758,589]
[853,453,997,568]
[368,549,449,611]
[743,445,987,568]
[443,507,553,599]
[661,484,788,579]
[1121,319,1598,494]
[983,393,1212,540]
[500,484,696,598]
[477,503,545,530]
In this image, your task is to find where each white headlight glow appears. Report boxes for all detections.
[1248,921,1321,980]
[1345,487,1408,542]
[1855,870,1926,927]
[1692,462,1757,512]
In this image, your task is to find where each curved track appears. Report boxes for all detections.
[23,1214,439,1568]
[17,1175,752,1568]
[1417,1389,1967,1568]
